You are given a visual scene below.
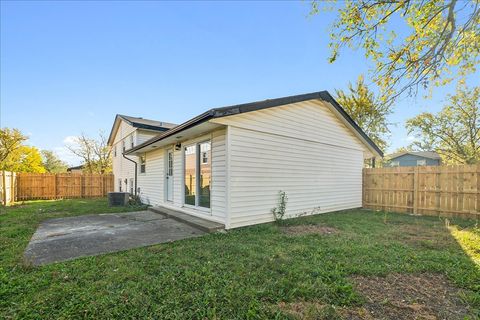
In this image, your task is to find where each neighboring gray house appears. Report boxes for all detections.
[387,151,442,167]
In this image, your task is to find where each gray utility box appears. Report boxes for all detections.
[108,192,130,206]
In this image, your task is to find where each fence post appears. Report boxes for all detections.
[2,171,6,206]
[10,172,15,205]
[477,164,480,214]
[362,168,365,208]
[413,167,419,214]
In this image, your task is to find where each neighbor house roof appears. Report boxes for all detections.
[107,114,177,145]
[388,151,441,160]
[67,164,85,172]
[125,91,384,157]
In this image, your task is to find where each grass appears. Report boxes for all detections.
[1,199,479,319]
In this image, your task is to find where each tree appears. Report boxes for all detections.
[1,145,46,173]
[311,0,480,101]
[406,86,480,164]
[335,75,392,151]
[0,128,27,163]
[66,132,112,174]
[41,150,68,173]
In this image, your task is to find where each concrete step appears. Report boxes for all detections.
[149,206,224,233]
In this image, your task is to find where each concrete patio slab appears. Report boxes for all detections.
[24,211,205,266]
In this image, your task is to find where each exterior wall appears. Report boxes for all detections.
[136,128,227,224]
[136,130,159,145]
[112,121,137,192]
[390,154,440,167]
[211,100,367,229]
[112,122,165,193]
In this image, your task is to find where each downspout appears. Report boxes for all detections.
[122,153,138,197]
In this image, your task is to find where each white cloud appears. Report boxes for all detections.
[405,135,416,142]
[63,135,78,144]
[54,146,82,166]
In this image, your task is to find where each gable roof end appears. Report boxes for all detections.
[107,114,177,146]
[126,91,384,157]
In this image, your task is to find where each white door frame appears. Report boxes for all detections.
[182,140,212,214]
[165,149,174,202]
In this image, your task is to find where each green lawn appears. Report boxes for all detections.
[1,199,479,319]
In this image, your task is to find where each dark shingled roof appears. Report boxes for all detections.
[117,115,177,131]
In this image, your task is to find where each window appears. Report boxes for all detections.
[114,145,117,157]
[130,134,134,149]
[168,151,173,176]
[140,154,146,173]
[122,140,126,153]
[130,178,134,194]
[118,179,122,192]
[391,161,400,167]
[417,159,427,166]
[201,150,209,164]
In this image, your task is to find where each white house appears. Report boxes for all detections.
[110,91,383,229]
[107,115,176,194]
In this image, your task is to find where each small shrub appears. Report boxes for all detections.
[128,194,143,206]
[271,190,288,223]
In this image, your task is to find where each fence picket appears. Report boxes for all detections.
[13,173,114,201]
[363,165,479,219]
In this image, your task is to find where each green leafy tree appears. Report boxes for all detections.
[41,150,68,173]
[406,86,480,164]
[311,0,480,101]
[0,128,27,163]
[335,75,392,151]
[66,132,112,174]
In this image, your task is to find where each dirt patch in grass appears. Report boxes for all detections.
[277,301,337,319]
[344,273,470,320]
[396,224,452,249]
[277,273,470,319]
[282,225,339,235]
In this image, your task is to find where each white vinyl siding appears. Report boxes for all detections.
[211,100,367,229]
[112,121,137,192]
[137,130,160,145]
[211,129,227,220]
[227,126,363,228]
[137,148,164,205]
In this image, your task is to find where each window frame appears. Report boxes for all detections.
[139,154,146,174]
[417,159,427,166]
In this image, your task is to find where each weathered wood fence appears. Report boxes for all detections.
[363,165,480,219]
[1,172,114,205]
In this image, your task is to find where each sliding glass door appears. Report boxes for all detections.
[184,141,211,209]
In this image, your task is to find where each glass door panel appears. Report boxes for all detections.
[184,145,196,205]
[198,141,211,208]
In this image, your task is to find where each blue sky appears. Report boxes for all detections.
[1,1,477,165]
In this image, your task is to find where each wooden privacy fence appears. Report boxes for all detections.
[1,172,114,203]
[363,165,480,219]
